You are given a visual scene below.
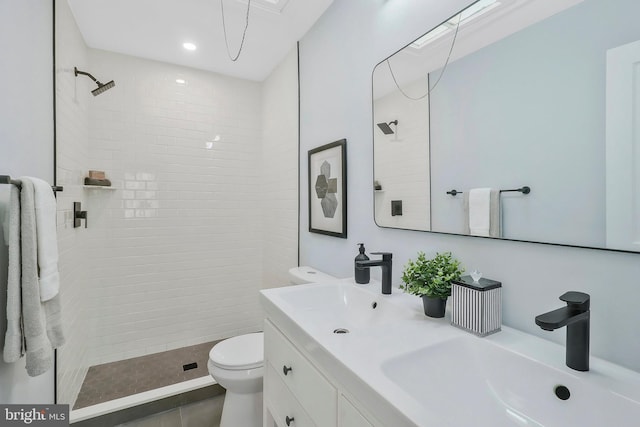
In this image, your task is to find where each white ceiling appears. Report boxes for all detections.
[67,0,334,81]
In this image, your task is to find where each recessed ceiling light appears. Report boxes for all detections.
[183,42,197,51]
[176,78,186,84]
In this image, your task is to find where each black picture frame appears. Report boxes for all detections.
[308,139,347,238]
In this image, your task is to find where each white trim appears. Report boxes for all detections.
[69,376,216,423]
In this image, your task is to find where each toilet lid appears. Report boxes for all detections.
[209,332,264,370]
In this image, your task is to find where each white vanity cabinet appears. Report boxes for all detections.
[263,320,379,427]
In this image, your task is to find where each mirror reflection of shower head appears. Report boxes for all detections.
[74,67,115,96]
[377,120,398,135]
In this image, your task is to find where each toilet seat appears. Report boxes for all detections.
[209,332,264,370]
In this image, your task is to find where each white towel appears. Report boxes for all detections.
[463,188,501,237]
[31,177,60,302]
[468,188,492,236]
[3,185,24,363]
[18,177,54,376]
[2,179,64,374]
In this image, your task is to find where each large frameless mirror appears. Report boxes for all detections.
[372,0,640,252]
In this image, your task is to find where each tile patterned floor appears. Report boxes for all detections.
[74,340,221,409]
[116,395,224,427]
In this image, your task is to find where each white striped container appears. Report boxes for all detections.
[451,276,502,337]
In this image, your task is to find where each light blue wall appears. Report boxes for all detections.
[0,0,55,403]
[299,0,640,372]
[430,0,640,247]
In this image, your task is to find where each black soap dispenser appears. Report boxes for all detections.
[355,243,370,284]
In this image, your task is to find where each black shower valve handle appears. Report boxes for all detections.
[78,211,88,228]
[73,201,88,228]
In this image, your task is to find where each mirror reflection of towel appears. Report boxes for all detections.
[463,188,501,237]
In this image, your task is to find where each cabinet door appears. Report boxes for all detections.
[264,320,337,426]
[265,363,317,427]
[338,394,373,427]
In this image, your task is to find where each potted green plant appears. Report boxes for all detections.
[401,251,464,318]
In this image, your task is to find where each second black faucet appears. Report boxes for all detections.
[535,291,590,371]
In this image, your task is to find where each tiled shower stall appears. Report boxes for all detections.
[55,0,298,408]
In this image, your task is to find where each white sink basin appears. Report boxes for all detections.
[381,336,640,427]
[266,281,414,334]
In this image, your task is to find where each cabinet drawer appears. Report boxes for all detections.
[264,320,337,427]
[265,363,316,427]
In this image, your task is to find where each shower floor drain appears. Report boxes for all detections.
[333,328,350,334]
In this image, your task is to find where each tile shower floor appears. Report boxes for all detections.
[74,340,221,409]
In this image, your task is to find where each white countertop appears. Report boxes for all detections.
[260,278,640,427]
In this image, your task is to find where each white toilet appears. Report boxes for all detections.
[208,266,337,427]
[207,333,264,427]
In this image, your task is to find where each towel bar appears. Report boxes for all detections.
[500,186,530,194]
[447,186,530,196]
[0,175,63,193]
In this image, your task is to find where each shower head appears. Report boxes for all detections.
[74,67,115,96]
[91,80,115,96]
[377,120,398,135]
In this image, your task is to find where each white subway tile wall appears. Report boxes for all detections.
[83,49,265,366]
[55,0,298,406]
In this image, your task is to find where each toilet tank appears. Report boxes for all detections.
[288,266,338,285]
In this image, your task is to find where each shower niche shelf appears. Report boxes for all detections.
[83,185,117,190]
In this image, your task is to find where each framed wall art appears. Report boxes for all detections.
[308,139,347,238]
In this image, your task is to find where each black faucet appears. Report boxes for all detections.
[535,291,590,371]
[355,252,392,294]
